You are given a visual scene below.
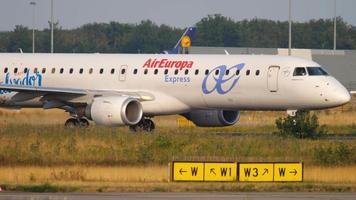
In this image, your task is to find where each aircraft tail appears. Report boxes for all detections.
[164,27,196,54]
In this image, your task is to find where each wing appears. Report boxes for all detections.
[0,84,91,95]
[0,84,155,109]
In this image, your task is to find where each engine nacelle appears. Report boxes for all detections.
[85,96,143,126]
[184,110,240,127]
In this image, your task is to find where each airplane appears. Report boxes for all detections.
[0,53,351,131]
[163,27,196,54]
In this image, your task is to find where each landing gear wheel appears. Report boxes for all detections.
[129,125,137,132]
[65,118,78,128]
[79,118,90,128]
[65,118,90,128]
[129,118,155,132]
[143,119,155,132]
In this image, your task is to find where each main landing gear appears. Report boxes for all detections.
[63,116,155,132]
[65,118,90,128]
[129,118,155,132]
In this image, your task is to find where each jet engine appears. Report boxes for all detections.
[184,110,240,127]
[85,96,143,126]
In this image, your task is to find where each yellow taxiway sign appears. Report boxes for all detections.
[170,161,303,182]
[239,163,274,182]
[171,162,237,181]
[204,162,237,181]
[274,163,303,182]
[171,162,204,181]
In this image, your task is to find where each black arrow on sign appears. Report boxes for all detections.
[262,168,268,176]
[179,168,187,175]
[210,168,216,175]
[289,169,297,176]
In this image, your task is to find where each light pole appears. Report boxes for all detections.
[30,1,36,53]
[288,0,292,56]
[51,0,54,53]
[333,0,337,51]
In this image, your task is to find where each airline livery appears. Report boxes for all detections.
[0,53,351,131]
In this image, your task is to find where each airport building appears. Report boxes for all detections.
[189,47,356,92]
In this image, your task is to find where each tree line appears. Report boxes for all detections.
[0,14,355,53]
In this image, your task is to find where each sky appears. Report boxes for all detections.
[0,0,355,31]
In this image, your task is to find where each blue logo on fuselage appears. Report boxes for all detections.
[202,63,245,95]
[0,71,42,94]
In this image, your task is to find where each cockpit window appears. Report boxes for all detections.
[307,67,329,76]
[293,67,307,76]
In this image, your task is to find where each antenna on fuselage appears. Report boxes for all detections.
[18,48,23,53]
[224,49,230,55]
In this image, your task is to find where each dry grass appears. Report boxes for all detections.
[0,166,167,184]
[304,166,356,183]
[1,165,355,185]
[0,108,67,125]
[305,166,356,183]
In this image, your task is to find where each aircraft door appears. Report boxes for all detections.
[119,65,128,81]
[267,66,280,92]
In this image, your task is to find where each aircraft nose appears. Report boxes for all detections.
[324,77,352,107]
[333,87,351,105]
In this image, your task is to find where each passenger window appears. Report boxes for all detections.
[60,68,64,74]
[184,69,189,75]
[24,68,28,73]
[79,68,84,74]
[195,69,199,75]
[215,70,219,75]
[293,67,307,76]
[121,68,126,74]
[225,70,230,75]
[14,68,18,73]
[174,69,179,75]
[144,69,148,75]
[100,68,104,74]
[133,69,138,74]
[89,68,93,74]
[205,69,209,75]
[51,68,56,74]
[246,70,250,76]
[42,68,46,74]
[154,69,158,75]
[236,70,240,75]
[4,68,8,73]
[111,68,115,74]
[69,68,74,74]
[164,69,168,75]
[256,70,260,76]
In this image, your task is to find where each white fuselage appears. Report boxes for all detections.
[0,53,351,115]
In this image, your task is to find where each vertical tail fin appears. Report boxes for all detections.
[164,27,196,54]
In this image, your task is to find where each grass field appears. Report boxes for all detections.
[1,165,356,184]
[0,97,355,192]
[0,165,356,192]
[0,124,355,166]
